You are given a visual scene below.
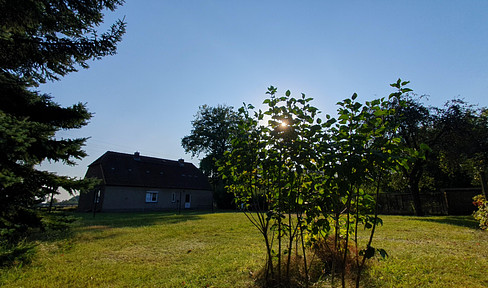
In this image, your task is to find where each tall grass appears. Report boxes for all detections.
[0,213,486,287]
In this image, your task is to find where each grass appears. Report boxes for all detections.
[363,215,488,288]
[0,212,487,287]
[1,212,265,287]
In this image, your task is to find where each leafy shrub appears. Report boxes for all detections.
[473,195,488,230]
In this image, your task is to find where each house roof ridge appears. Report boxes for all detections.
[84,151,211,191]
[89,151,188,166]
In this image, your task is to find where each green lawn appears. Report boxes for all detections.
[364,216,488,288]
[0,212,487,287]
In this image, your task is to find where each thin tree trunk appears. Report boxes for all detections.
[300,222,309,288]
[286,177,298,280]
[331,212,340,286]
[354,189,361,284]
[410,183,424,216]
[409,164,425,216]
[356,174,382,288]
[48,190,55,213]
[264,231,274,281]
[342,194,352,288]
[480,170,488,199]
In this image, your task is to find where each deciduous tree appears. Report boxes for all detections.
[181,104,240,208]
[389,89,436,216]
[433,101,488,198]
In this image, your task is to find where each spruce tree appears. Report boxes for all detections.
[0,0,126,237]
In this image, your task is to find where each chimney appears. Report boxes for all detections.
[178,158,184,167]
[134,151,141,160]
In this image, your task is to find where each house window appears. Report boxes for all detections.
[172,192,176,202]
[145,191,158,203]
[94,189,101,203]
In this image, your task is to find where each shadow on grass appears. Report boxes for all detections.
[412,215,479,229]
[1,211,211,268]
[1,212,77,268]
[73,210,210,228]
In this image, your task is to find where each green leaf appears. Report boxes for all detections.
[360,246,375,259]
[286,90,291,97]
[378,248,388,259]
[375,217,383,226]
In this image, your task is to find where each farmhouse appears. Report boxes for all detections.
[78,151,213,212]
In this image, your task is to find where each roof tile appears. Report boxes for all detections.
[86,151,212,190]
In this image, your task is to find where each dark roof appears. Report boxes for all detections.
[85,151,212,191]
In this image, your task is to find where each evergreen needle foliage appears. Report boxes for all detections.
[0,0,126,245]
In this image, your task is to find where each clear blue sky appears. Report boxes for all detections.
[39,1,488,200]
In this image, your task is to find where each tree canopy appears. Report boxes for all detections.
[0,0,125,84]
[0,0,126,239]
[386,93,488,215]
[181,104,240,208]
[182,104,238,160]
